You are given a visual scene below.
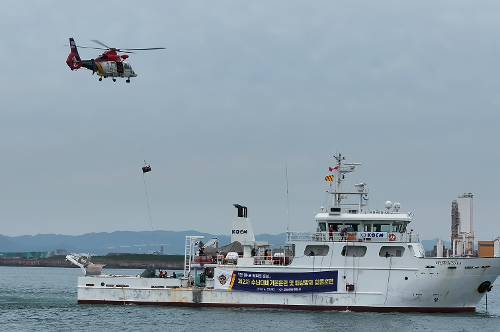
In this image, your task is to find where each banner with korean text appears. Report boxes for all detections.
[214,268,338,293]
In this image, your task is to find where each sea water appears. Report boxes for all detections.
[0,266,499,332]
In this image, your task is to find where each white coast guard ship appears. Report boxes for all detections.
[67,154,500,312]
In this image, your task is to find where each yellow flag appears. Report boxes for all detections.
[325,175,334,182]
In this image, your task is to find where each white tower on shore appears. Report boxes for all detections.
[451,193,475,256]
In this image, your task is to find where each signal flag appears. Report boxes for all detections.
[325,175,334,182]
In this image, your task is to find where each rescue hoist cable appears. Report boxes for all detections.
[129,85,158,253]
[142,173,157,251]
[285,155,290,233]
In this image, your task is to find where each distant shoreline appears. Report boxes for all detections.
[0,255,184,270]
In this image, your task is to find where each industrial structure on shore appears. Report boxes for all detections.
[434,193,499,258]
[451,193,475,256]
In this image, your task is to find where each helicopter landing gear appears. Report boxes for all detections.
[112,78,116,82]
[126,79,131,83]
[99,77,102,81]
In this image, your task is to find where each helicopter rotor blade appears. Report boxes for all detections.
[91,39,111,49]
[74,45,109,51]
[63,44,109,51]
[119,47,166,51]
[82,40,165,53]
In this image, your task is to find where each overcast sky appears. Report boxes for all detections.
[1,1,499,244]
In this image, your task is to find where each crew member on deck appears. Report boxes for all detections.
[265,249,271,260]
[341,227,347,241]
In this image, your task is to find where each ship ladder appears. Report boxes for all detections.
[183,237,192,277]
[183,236,204,278]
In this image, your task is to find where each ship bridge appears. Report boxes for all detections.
[290,153,417,244]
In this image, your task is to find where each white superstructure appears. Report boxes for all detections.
[68,154,500,312]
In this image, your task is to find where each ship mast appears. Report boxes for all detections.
[332,153,362,208]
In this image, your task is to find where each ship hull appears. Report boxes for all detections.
[78,299,475,313]
[76,287,477,312]
[76,256,499,313]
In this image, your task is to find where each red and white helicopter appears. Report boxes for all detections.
[66,38,165,83]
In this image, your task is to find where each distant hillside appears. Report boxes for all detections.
[0,231,287,255]
[0,235,25,252]
[0,231,454,255]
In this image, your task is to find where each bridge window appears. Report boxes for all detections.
[373,224,391,232]
[379,246,405,257]
[344,224,360,232]
[341,245,367,257]
[304,245,330,256]
[391,222,407,233]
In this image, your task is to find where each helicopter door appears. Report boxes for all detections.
[116,62,124,75]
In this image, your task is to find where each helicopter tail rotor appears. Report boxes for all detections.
[66,38,82,70]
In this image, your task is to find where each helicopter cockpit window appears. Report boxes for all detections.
[124,63,130,69]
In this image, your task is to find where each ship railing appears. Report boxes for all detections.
[253,254,292,266]
[199,252,293,266]
[286,231,419,243]
[193,255,216,264]
[209,254,293,266]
